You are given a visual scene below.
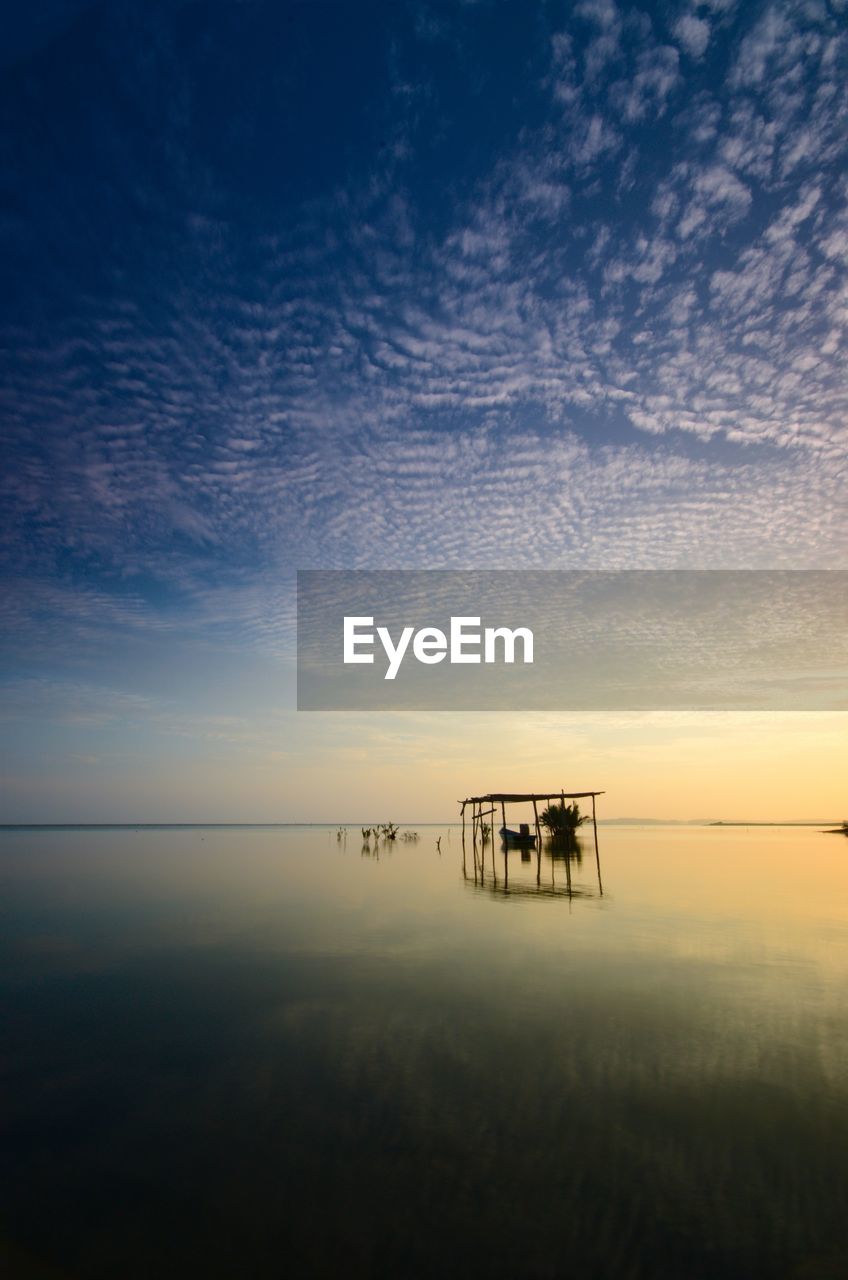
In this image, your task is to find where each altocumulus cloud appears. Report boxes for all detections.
[0,0,845,675]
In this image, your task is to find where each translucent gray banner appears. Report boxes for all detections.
[297,570,848,711]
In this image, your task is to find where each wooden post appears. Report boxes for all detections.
[491,823,498,886]
[471,808,478,881]
[460,803,467,876]
[561,790,572,895]
[501,800,507,839]
[592,793,603,896]
[473,798,481,880]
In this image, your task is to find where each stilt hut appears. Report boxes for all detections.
[459,789,604,887]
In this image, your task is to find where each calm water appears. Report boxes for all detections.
[3,824,848,1279]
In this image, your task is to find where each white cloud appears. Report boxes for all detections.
[2,0,846,669]
[674,14,711,59]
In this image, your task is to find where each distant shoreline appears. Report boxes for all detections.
[707,821,842,828]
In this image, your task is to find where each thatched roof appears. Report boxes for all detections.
[461,791,603,808]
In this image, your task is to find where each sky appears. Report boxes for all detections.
[1,0,846,822]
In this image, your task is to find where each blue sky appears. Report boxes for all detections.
[1,0,846,820]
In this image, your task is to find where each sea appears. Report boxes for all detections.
[3,822,848,1278]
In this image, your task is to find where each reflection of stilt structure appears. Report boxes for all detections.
[463,796,497,855]
[460,790,605,900]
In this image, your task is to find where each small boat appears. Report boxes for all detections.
[500,824,537,847]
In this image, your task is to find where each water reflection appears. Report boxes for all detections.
[462,830,604,900]
[5,825,848,1279]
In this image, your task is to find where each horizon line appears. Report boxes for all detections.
[0,819,843,830]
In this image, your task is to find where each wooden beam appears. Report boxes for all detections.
[463,791,605,805]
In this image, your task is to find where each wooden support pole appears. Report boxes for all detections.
[491,801,500,877]
[460,804,467,876]
[473,803,481,875]
[592,793,603,896]
[561,790,572,895]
